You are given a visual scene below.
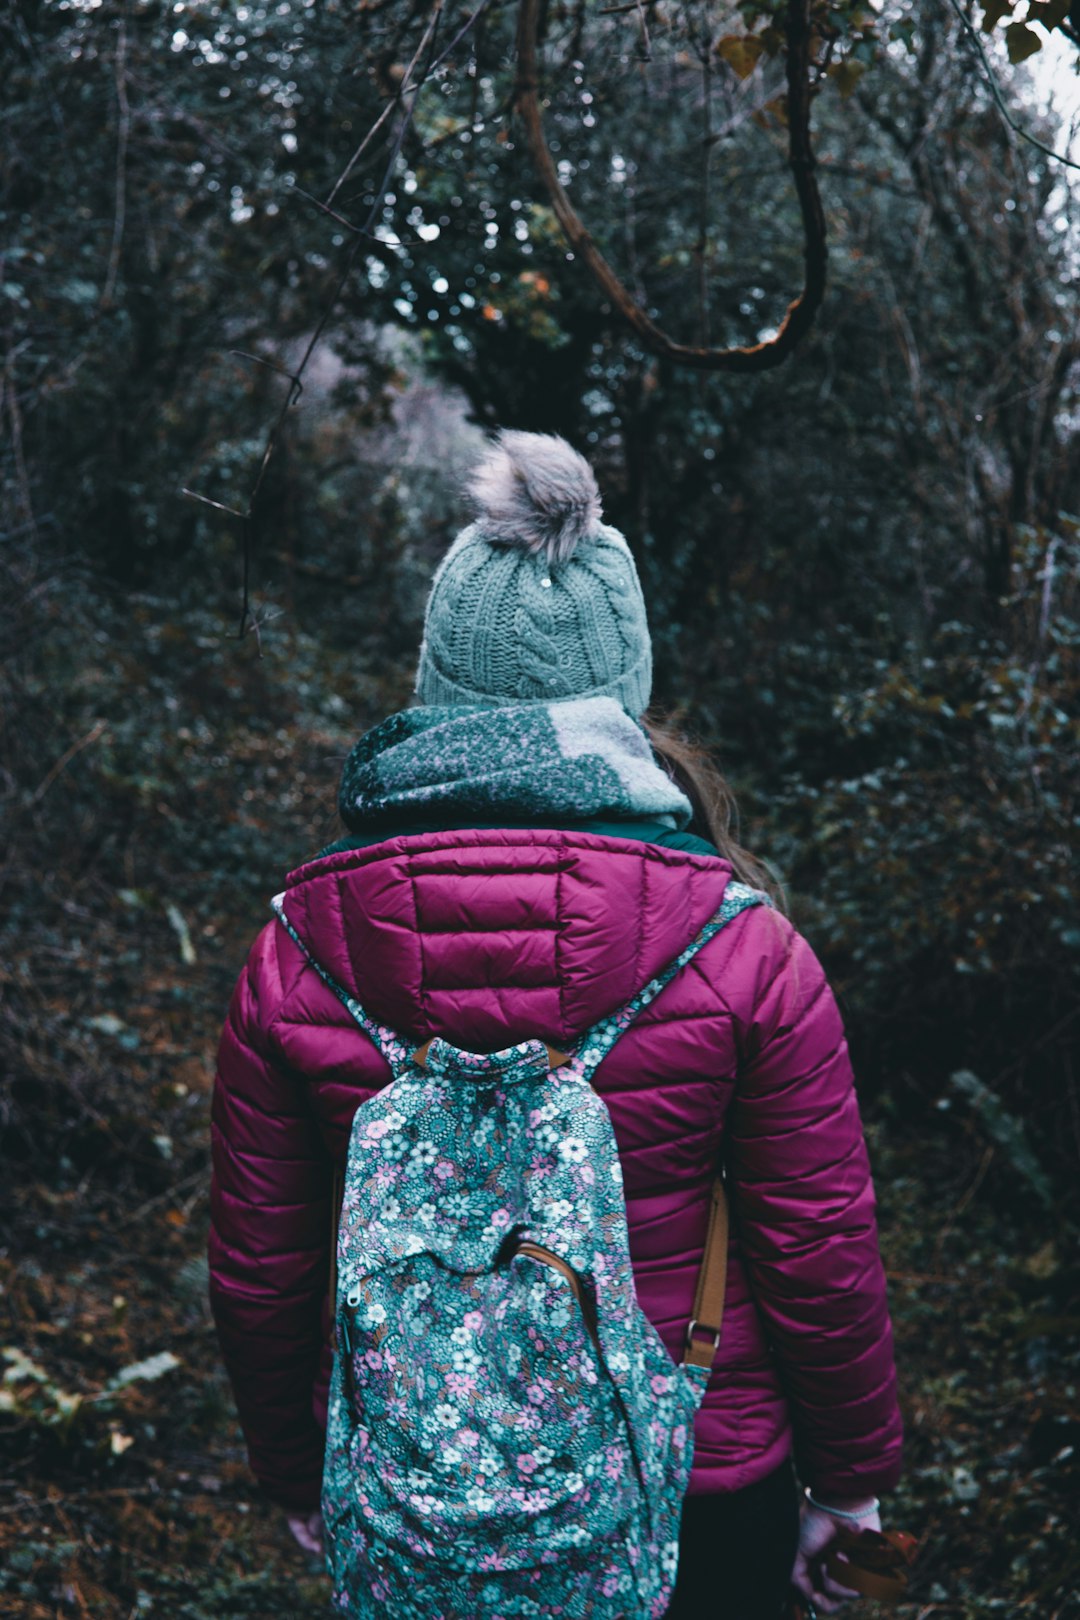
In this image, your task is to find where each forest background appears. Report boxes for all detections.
[1,0,1079,1615]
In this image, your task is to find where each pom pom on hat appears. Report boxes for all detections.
[467,429,602,567]
[414,428,652,715]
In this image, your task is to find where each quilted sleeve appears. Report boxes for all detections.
[724,908,903,1500]
[208,922,329,1512]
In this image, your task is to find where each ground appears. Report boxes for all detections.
[2,621,1077,1619]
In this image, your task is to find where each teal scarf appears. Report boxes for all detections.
[338,697,693,832]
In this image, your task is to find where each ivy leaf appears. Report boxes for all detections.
[979,0,1016,31]
[1026,0,1071,26]
[753,93,789,130]
[829,59,867,99]
[716,34,766,79]
[1005,20,1043,59]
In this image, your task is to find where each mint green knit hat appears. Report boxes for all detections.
[413,431,653,715]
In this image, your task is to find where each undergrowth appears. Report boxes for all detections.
[1,586,1077,1618]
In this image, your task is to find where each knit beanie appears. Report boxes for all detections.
[413,431,652,716]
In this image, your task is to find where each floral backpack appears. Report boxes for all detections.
[272,879,767,1620]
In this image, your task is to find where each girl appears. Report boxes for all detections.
[208,431,902,1619]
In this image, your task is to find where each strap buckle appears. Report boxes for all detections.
[683,1317,722,1366]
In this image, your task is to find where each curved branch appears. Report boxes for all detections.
[514,0,827,372]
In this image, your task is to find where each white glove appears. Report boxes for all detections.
[791,1494,882,1614]
[286,1510,324,1555]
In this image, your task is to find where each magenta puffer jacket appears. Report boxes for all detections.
[209,827,902,1513]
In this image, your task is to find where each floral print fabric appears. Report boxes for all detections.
[272,881,766,1618]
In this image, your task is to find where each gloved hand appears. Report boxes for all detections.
[791,1494,882,1614]
[286,1510,324,1555]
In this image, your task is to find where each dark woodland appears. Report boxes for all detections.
[1,0,1078,1614]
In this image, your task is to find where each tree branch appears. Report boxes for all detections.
[513,0,828,372]
[101,18,130,309]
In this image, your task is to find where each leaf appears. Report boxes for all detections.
[108,1350,181,1390]
[3,1346,50,1385]
[753,93,789,131]
[165,902,197,965]
[979,0,1015,31]
[57,278,99,304]
[716,34,766,79]
[1005,21,1043,59]
[110,1429,136,1455]
[87,1013,127,1036]
[829,59,867,99]
[1025,1240,1059,1279]
[950,1465,980,1502]
[1026,0,1071,27]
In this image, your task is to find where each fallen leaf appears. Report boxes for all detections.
[1005,20,1042,59]
[165,903,197,965]
[108,1350,181,1390]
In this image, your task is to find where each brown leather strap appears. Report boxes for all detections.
[682,1173,729,1369]
[328,1163,345,1310]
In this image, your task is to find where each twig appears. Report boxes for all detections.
[2,339,38,546]
[123,1169,206,1226]
[326,93,400,209]
[696,31,713,349]
[514,0,828,370]
[184,0,497,640]
[944,0,1080,173]
[102,17,130,307]
[27,720,108,808]
[0,1486,164,1517]
[933,1144,995,1272]
[884,1270,961,1286]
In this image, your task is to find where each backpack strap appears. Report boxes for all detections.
[556,879,767,1374]
[271,893,421,1081]
[328,1161,345,1317]
[684,1174,730,1370]
[272,878,770,1360]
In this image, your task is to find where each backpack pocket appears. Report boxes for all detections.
[512,1239,600,1350]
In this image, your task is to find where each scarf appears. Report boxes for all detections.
[338,697,693,832]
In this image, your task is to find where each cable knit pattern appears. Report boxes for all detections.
[209,828,903,1514]
[579,532,651,671]
[414,522,653,716]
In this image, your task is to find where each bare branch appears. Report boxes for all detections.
[945,0,1080,174]
[101,18,130,309]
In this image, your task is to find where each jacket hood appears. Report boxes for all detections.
[274,827,734,1052]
